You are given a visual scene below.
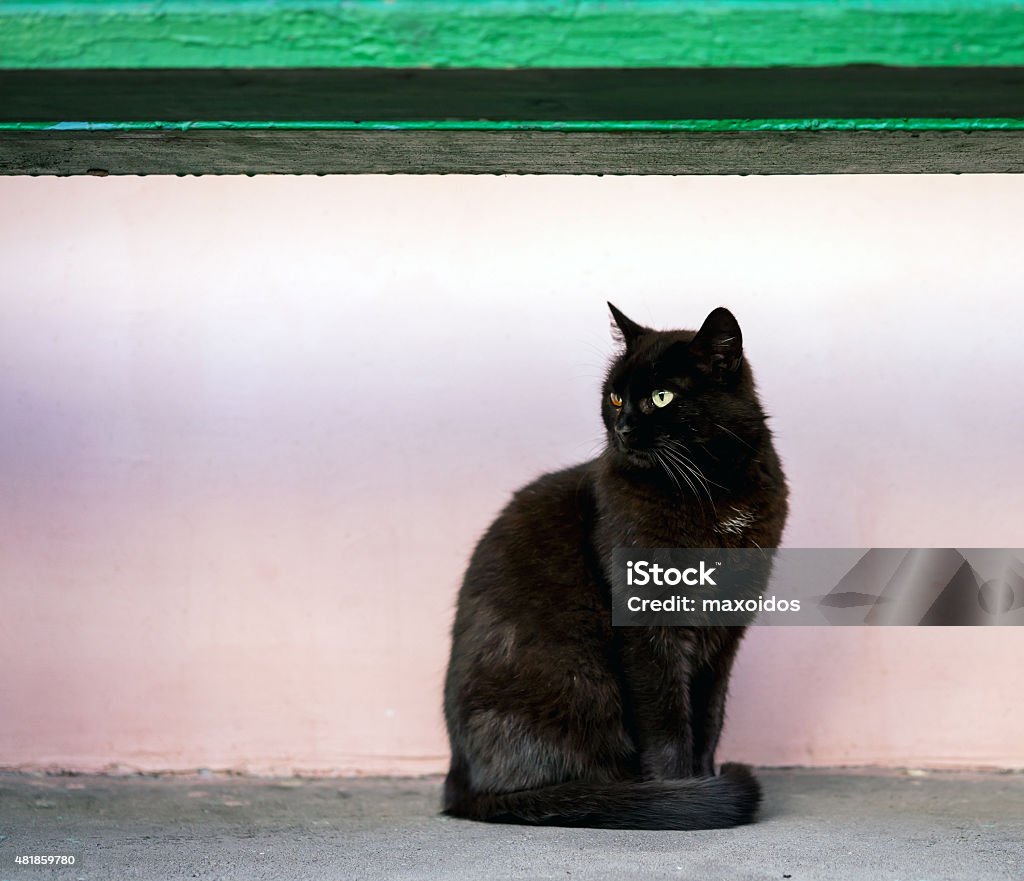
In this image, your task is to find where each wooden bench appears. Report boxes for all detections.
[2,0,1023,175]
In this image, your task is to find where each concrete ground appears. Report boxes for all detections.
[0,769,1021,881]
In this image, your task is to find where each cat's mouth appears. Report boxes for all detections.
[613,439,655,466]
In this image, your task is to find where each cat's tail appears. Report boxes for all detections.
[443,763,761,830]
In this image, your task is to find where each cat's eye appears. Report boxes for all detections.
[609,392,623,408]
[651,390,674,408]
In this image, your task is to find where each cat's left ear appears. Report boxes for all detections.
[690,307,743,376]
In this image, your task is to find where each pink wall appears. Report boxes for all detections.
[1,175,1022,774]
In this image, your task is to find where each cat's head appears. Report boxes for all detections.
[602,303,767,474]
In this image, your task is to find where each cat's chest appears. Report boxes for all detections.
[606,501,760,549]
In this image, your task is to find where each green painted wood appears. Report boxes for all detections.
[3,0,1024,69]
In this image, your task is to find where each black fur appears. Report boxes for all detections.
[443,305,788,830]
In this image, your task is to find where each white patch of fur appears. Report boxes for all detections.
[716,506,756,536]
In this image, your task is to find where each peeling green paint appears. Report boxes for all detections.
[3,0,1024,69]
[3,119,1024,133]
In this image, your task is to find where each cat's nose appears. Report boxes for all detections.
[615,423,634,439]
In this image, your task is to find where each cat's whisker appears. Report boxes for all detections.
[656,447,708,514]
[572,434,609,458]
[693,439,721,462]
[667,456,716,512]
[661,446,717,517]
[674,466,702,509]
[662,441,727,491]
[652,451,683,497]
[658,451,699,508]
[713,422,758,453]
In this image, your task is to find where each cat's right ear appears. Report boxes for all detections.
[608,302,649,349]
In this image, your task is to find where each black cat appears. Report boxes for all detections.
[443,304,789,829]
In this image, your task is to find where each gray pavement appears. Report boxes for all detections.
[0,769,1021,880]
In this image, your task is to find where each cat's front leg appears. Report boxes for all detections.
[618,627,698,780]
[691,632,743,776]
